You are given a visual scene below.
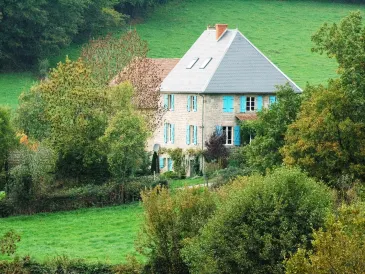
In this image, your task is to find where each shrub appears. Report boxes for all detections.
[285,203,365,274]
[0,191,5,201]
[182,167,334,274]
[0,230,20,256]
[138,186,217,274]
[211,166,252,188]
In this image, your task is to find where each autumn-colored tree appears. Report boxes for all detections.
[286,203,365,274]
[243,84,301,174]
[282,80,365,186]
[81,30,164,131]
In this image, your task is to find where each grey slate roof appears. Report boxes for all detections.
[160,29,302,94]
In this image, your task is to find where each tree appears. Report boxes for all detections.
[0,107,16,189]
[282,80,365,186]
[0,0,123,69]
[286,203,365,274]
[138,186,217,274]
[182,167,333,274]
[101,83,149,180]
[312,11,365,99]
[81,30,165,131]
[203,130,229,169]
[243,84,301,173]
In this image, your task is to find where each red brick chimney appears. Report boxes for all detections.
[216,24,228,40]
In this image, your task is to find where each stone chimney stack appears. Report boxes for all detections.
[216,24,228,40]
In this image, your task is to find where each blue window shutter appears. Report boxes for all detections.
[240,96,246,113]
[193,96,197,112]
[171,124,175,144]
[186,125,190,145]
[194,126,198,145]
[234,125,241,146]
[229,96,234,112]
[168,159,173,171]
[164,123,167,143]
[269,96,276,105]
[164,95,168,109]
[187,96,191,112]
[171,95,175,111]
[159,157,164,169]
[223,96,227,112]
[257,96,263,111]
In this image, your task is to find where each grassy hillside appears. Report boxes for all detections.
[0,204,143,264]
[1,0,364,106]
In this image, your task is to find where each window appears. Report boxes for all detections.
[200,57,212,69]
[269,95,277,106]
[223,126,233,145]
[164,123,175,144]
[164,94,175,111]
[187,96,197,112]
[223,96,234,113]
[186,58,199,69]
[159,157,166,169]
[186,125,198,145]
[168,158,173,171]
[246,96,255,111]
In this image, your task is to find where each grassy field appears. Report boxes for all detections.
[0,204,143,264]
[1,0,364,108]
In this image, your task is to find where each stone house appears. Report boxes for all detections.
[147,24,302,175]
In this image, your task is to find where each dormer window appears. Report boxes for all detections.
[186,58,199,69]
[200,57,212,69]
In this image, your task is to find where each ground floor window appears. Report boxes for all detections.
[223,126,233,145]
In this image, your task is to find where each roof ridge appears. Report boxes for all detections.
[201,30,238,93]
[236,30,302,92]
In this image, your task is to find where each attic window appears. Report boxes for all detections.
[186,58,199,69]
[200,57,212,69]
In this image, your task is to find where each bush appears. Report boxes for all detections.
[138,186,217,274]
[0,191,5,201]
[0,199,14,217]
[211,166,252,188]
[182,167,334,274]
[285,203,365,274]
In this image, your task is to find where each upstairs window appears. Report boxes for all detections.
[187,95,197,112]
[186,58,199,69]
[223,96,234,113]
[164,94,175,111]
[269,96,277,106]
[200,57,212,69]
[246,96,255,112]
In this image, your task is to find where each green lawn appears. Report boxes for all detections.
[0,72,34,108]
[1,0,365,107]
[169,176,205,189]
[0,204,143,264]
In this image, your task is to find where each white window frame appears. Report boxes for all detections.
[167,123,173,142]
[167,95,173,110]
[246,96,255,112]
[222,126,233,145]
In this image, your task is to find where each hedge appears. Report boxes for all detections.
[0,176,167,217]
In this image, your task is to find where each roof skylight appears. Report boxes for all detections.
[186,58,199,69]
[200,57,212,69]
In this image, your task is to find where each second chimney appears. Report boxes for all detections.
[216,24,228,40]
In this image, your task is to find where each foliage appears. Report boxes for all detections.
[0,0,124,70]
[0,230,20,256]
[282,80,365,186]
[6,144,56,210]
[0,107,16,189]
[203,131,229,169]
[102,107,148,181]
[243,84,302,174]
[182,167,334,274]
[167,148,186,178]
[312,11,365,98]
[211,166,252,189]
[82,30,165,130]
[0,191,5,201]
[286,203,365,274]
[138,186,217,274]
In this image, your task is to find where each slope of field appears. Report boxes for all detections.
[0,204,143,264]
[1,0,364,107]
[135,0,365,87]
